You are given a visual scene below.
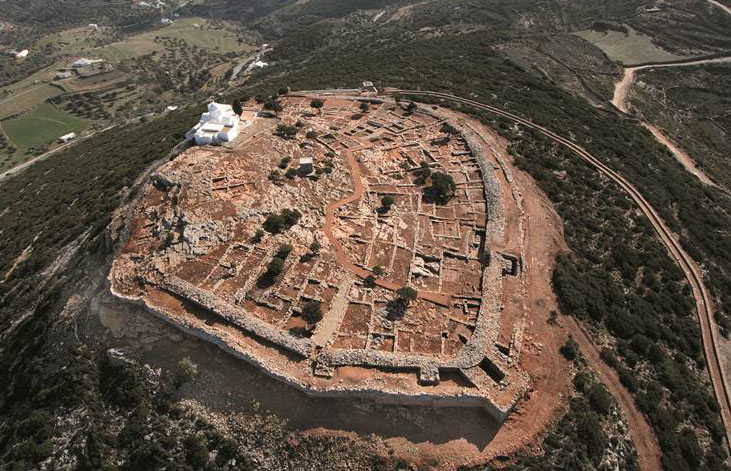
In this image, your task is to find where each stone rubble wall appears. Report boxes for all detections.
[162,275,314,358]
[109,282,511,423]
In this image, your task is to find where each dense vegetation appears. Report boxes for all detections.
[0,107,198,330]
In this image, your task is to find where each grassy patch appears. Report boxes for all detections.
[575,26,691,65]
[0,84,64,120]
[2,103,90,151]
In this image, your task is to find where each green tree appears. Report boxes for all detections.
[560,336,579,361]
[184,434,209,468]
[359,102,369,112]
[372,265,385,277]
[302,300,323,324]
[426,172,456,204]
[310,99,324,112]
[396,286,417,305]
[380,195,395,213]
[232,99,243,115]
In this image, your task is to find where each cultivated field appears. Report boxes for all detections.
[0,84,63,120]
[576,26,691,64]
[2,103,89,152]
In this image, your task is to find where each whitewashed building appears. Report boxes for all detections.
[73,58,103,68]
[187,102,241,145]
[58,132,77,143]
[14,49,29,59]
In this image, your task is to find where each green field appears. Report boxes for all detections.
[575,26,691,65]
[0,84,64,120]
[2,103,89,151]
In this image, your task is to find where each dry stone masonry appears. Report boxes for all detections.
[109,92,531,422]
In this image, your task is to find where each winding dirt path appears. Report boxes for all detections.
[612,56,731,113]
[385,89,731,468]
[568,318,662,471]
[611,56,731,188]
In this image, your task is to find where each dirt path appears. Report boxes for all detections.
[611,56,731,188]
[567,319,662,470]
[611,56,731,113]
[322,148,451,306]
[387,89,731,467]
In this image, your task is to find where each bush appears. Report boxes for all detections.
[184,434,209,468]
[559,336,579,361]
[310,99,324,110]
[266,257,285,277]
[263,209,301,233]
[425,172,456,204]
[396,286,417,304]
[302,300,323,324]
[379,195,395,213]
[174,357,198,388]
[276,124,297,139]
[587,384,612,415]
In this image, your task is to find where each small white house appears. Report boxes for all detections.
[187,102,241,145]
[58,132,77,143]
[72,58,103,68]
[14,49,29,59]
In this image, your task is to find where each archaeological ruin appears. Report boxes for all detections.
[109,91,531,422]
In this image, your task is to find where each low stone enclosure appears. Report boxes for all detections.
[109,91,530,422]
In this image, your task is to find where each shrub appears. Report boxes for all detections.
[310,99,324,111]
[302,300,323,324]
[263,209,301,233]
[396,286,417,304]
[276,124,297,139]
[425,172,456,204]
[559,336,579,361]
[276,244,293,259]
[309,240,321,254]
[174,357,197,388]
[184,434,209,468]
[587,384,612,415]
[372,265,385,277]
[266,257,285,277]
[263,214,286,233]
